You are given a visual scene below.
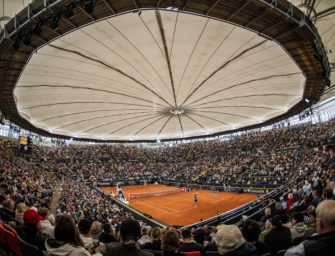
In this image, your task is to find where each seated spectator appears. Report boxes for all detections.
[18,209,48,251]
[310,190,320,208]
[273,202,284,216]
[78,218,93,249]
[91,221,102,239]
[139,227,151,245]
[45,214,102,256]
[99,222,117,244]
[264,215,292,256]
[241,219,270,255]
[15,202,27,225]
[142,227,161,250]
[178,228,205,256]
[162,230,185,256]
[280,197,287,212]
[304,209,316,239]
[285,200,335,256]
[260,208,272,223]
[290,212,306,244]
[286,194,294,213]
[0,199,15,223]
[258,219,271,242]
[214,225,257,256]
[105,219,153,256]
[38,207,55,238]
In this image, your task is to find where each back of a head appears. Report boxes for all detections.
[38,207,49,219]
[215,225,244,255]
[16,203,27,213]
[316,200,335,231]
[181,229,192,239]
[120,219,141,246]
[162,230,180,251]
[55,215,83,247]
[293,212,304,223]
[150,227,161,241]
[103,223,112,234]
[78,218,92,235]
[241,220,261,243]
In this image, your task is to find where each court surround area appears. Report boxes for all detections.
[101,184,258,226]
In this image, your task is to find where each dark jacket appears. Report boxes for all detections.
[304,230,335,256]
[99,232,117,244]
[178,242,205,256]
[19,229,48,251]
[223,244,257,256]
[253,241,270,256]
[142,240,162,250]
[264,225,292,256]
[105,243,154,256]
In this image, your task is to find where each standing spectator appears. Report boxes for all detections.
[178,229,205,256]
[285,200,335,256]
[214,225,257,256]
[264,215,292,256]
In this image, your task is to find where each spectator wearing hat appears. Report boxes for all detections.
[178,228,205,256]
[214,224,257,256]
[105,219,153,256]
[18,208,48,251]
[264,215,292,256]
[241,220,270,256]
[78,218,94,249]
[285,200,335,256]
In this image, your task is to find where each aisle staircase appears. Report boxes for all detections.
[191,167,212,182]
[48,178,62,215]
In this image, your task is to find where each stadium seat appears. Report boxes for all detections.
[181,251,201,256]
[17,236,43,256]
[2,224,23,256]
[0,223,7,244]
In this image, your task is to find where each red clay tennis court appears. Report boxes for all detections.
[100,184,258,226]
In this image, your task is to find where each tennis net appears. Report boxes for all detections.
[129,187,186,200]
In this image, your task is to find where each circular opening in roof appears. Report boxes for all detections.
[170,109,184,115]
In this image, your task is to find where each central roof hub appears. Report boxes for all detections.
[170,109,184,115]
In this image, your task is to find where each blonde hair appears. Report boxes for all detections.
[288,193,293,199]
[264,208,271,215]
[48,214,56,225]
[91,221,102,237]
[16,203,27,213]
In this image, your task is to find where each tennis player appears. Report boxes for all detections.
[194,192,198,207]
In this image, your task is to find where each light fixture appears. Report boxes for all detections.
[305,98,310,103]
[170,109,184,115]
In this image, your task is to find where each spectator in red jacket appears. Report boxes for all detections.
[286,193,294,213]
